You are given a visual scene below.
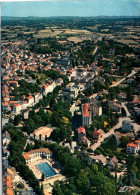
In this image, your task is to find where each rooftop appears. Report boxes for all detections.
[23,148,52,160]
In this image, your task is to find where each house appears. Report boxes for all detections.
[81,103,92,127]
[22,148,52,164]
[90,155,107,165]
[26,95,34,106]
[118,92,127,100]
[107,156,118,170]
[2,131,11,147]
[23,110,29,119]
[64,141,77,153]
[43,84,54,96]
[80,136,91,147]
[126,140,140,154]
[77,126,86,141]
[122,120,132,132]
[13,103,21,114]
[93,129,102,140]
[55,78,63,86]
[108,101,121,113]
[33,126,54,141]
[2,102,11,112]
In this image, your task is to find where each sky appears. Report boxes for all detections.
[1,0,140,17]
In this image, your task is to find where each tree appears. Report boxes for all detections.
[121,108,126,117]
[76,169,89,192]
[128,170,137,186]
[14,115,21,126]
[120,136,131,148]
[8,117,14,123]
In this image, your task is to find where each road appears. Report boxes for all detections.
[92,46,98,55]
[121,102,131,117]
[110,70,136,88]
[90,117,132,151]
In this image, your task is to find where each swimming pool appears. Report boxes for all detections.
[36,162,57,178]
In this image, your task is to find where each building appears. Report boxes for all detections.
[43,83,56,96]
[22,148,52,164]
[80,136,91,147]
[2,102,11,113]
[126,140,140,154]
[108,101,121,113]
[81,103,92,127]
[33,126,54,141]
[118,92,127,99]
[93,129,102,140]
[26,95,34,107]
[2,131,11,147]
[3,168,14,195]
[13,103,21,114]
[107,156,118,170]
[77,126,86,141]
[90,155,107,165]
[122,120,132,132]
[56,58,70,66]
[90,99,102,117]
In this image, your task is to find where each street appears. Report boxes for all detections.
[110,70,136,88]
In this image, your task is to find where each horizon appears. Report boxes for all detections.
[1,0,140,17]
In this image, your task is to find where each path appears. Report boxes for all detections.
[92,46,98,55]
[91,117,132,151]
[110,70,136,88]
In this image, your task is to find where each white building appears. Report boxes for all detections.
[126,140,140,154]
[26,95,34,107]
[2,131,11,146]
[13,103,21,114]
[22,148,52,164]
[43,83,56,96]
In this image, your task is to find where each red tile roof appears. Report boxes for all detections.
[135,140,140,143]
[127,143,137,148]
[77,126,86,134]
[26,95,33,100]
[93,130,101,136]
[13,103,21,108]
[82,103,90,117]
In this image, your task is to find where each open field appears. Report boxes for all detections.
[67,36,91,43]
[119,84,129,88]
[116,39,139,45]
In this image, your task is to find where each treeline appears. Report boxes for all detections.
[30,37,66,54]
[76,41,95,64]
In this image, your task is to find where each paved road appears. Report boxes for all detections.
[110,70,136,88]
[91,117,132,151]
[121,102,131,117]
[92,46,98,55]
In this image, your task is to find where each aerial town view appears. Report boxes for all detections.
[1,0,140,195]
